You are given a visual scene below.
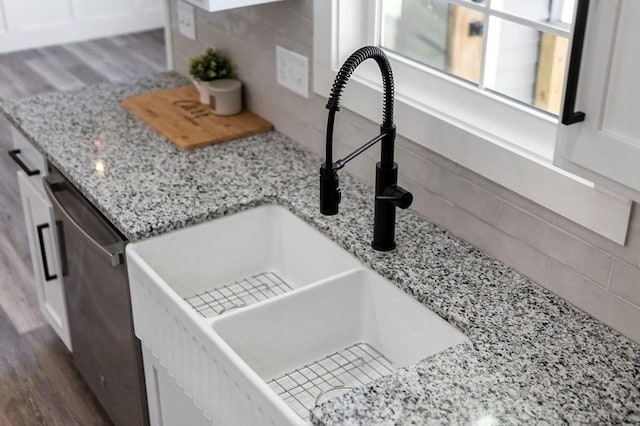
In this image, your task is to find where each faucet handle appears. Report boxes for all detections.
[377,184,413,209]
[320,164,341,215]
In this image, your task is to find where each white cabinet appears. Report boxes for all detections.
[18,171,72,350]
[11,128,72,351]
[555,0,640,202]
[0,0,165,53]
[180,0,283,13]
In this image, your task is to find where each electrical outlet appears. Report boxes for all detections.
[177,0,196,41]
[276,46,309,98]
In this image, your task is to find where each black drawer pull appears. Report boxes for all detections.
[8,149,40,176]
[36,223,58,281]
[561,0,589,125]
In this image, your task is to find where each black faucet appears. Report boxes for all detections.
[320,46,413,251]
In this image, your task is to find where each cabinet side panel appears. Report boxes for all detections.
[602,1,640,147]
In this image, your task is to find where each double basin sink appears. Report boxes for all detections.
[127,205,468,425]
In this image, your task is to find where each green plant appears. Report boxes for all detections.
[189,48,235,82]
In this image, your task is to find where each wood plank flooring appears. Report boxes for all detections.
[0,29,166,425]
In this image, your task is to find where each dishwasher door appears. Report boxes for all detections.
[44,170,148,426]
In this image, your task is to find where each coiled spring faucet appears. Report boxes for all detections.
[320,46,413,251]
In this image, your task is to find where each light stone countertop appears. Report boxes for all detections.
[2,73,638,425]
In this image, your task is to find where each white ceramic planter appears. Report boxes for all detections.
[192,79,211,105]
[208,79,242,116]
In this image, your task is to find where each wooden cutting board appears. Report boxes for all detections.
[121,85,273,150]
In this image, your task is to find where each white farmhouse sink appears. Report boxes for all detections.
[126,205,468,425]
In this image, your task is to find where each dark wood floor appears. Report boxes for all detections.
[0,30,166,425]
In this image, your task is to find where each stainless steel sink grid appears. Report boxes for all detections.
[266,343,394,420]
[183,272,292,317]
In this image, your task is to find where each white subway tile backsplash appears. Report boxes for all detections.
[402,179,550,285]
[399,177,452,228]
[334,113,379,153]
[174,51,193,77]
[274,15,313,48]
[242,67,318,119]
[610,260,640,307]
[500,202,612,285]
[554,214,640,268]
[396,135,459,174]
[455,161,560,225]
[546,261,640,342]
[173,25,208,60]
[394,145,419,179]
[246,92,324,155]
[344,108,386,135]
[409,156,503,227]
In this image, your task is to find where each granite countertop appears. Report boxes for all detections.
[2,73,638,424]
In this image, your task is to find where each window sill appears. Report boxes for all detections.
[313,1,632,245]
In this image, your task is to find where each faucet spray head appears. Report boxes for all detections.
[319,164,341,215]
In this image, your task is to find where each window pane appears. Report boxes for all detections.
[491,0,573,29]
[380,0,485,84]
[379,0,575,115]
[483,17,569,114]
[491,0,551,20]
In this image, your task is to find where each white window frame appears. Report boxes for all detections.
[313,0,631,245]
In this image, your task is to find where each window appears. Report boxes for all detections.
[316,0,567,162]
[313,0,632,244]
[380,0,576,115]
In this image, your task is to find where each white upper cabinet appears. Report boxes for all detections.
[181,0,283,13]
[0,0,164,53]
[555,0,640,202]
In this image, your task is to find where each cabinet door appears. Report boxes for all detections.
[0,0,164,53]
[554,0,640,202]
[17,171,72,351]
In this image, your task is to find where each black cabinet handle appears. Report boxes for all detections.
[55,220,68,277]
[8,149,40,176]
[36,223,57,281]
[562,0,589,125]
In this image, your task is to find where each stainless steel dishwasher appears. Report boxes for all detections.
[44,166,148,426]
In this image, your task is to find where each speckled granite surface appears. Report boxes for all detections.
[2,73,638,425]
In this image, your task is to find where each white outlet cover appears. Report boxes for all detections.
[177,0,196,41]
[276,45,309,98]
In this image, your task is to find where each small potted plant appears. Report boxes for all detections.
[189,48,242,115]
